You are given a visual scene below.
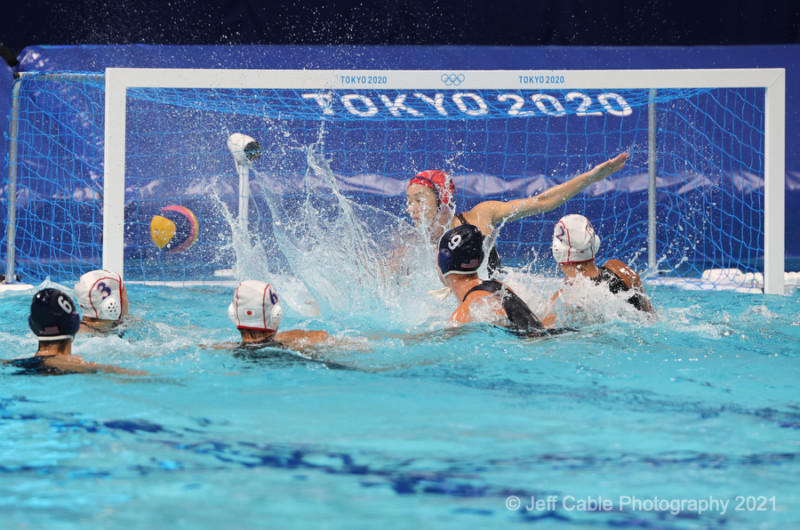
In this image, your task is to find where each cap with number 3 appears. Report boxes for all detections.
[74,269,125,320]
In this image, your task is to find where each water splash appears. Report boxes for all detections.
[211,189,274,281]
[246,135,445,329]
[208,178,320,318]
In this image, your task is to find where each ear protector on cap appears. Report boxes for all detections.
[100,296,121,321]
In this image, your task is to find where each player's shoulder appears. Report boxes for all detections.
[455,206,498,234]
[466,199,505,217]
[451,296,480,325]
[602,259,642,289]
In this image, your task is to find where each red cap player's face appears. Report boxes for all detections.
[406,184,439,229]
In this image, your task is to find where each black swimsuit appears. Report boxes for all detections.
[234,342,348,370]
[463,280,547,335]
[6,356,71,376]
[455,213,503,277]
[591,267,648,311]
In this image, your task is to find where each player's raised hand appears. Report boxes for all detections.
[590,152,628,183]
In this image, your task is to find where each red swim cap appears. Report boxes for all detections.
[408,170,455,209]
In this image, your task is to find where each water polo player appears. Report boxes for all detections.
[436,224,558,336]
[540,214,654,327]
[5,288,141,375]
[407,153,628,276]
[226,280,331,351]
[74,269,130,335]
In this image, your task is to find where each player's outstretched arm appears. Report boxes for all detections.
[48,356,146,376]
[469,153,628,228]
[275,329,331,350]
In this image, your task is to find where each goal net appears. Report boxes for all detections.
[3,68,785,293]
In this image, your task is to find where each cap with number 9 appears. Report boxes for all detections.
[437,224,485,279]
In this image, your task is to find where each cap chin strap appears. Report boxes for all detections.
[36,333,76,342]
[428,287,452,300]
[97,296,121,321]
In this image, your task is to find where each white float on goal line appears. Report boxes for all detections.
[647,270,800,294]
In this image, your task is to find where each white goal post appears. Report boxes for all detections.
[103,67,785,294]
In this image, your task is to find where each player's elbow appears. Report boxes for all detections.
[541,313,557,328]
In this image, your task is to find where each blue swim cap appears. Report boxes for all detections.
[437,224,485,278]
[28,288,81,341]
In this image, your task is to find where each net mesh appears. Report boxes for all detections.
[3,72,766,289]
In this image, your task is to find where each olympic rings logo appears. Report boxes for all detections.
[441,73,465,86]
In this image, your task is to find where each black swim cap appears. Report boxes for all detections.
[28,288,81,341]
[437,224,485,278]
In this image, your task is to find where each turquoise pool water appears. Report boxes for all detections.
[1,279,798,529]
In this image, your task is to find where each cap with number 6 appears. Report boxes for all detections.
[29,288,81,341]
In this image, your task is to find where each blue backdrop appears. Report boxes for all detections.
[2,44,799,263]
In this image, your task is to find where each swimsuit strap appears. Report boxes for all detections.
[462,280,544,332]
[455,212,469,225]
[462,279,503,302]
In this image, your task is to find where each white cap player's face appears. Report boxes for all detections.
[406,184,439,229]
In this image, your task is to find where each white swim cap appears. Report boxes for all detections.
[74,269,124,320]
[228,280,283,332]
[552,214,601,264]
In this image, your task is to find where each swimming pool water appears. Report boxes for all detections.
[1,280,798,529]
